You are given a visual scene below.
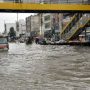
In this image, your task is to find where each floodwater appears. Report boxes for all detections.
[0,43,90,90]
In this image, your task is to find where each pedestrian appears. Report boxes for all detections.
[26,37,32,44]
[35,37,39,44]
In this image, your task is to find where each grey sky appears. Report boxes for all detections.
[0,13,34,33]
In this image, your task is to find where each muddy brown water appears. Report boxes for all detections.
[0,43,90,90]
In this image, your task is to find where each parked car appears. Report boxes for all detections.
[19,37,25,43]
[38,38,47,45]
[55,39,66,44]
[0,36,9,50]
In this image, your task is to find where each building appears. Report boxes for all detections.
[27,13,61,40]
[51,13,60,34]
[41,13,61,40]
[41,13,52,38]
[4,22,17,36]
[26,14,40,37]
[26,16,31,37]
[15,19,26,37]
[4,19,26,37]
[30,14,40,37]
[18,19,26,37]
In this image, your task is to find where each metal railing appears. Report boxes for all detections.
[61,13,83,35]
[62,14,90,40]
[0,0,90,4]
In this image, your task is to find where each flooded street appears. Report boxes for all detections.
[0,43,90,90]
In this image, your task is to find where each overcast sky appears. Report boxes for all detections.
[0,13,34,33]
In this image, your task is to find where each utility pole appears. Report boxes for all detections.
[16,0,22,37]
[4,20,7,35]
[40,13,43,35]
[17,13,19,31]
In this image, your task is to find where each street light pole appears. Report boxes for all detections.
[4,20,7,35]
[40,13,43,35]
[16,0,22,35]
[17,13,19,31]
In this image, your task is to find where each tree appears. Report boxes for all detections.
[8,27,16,41]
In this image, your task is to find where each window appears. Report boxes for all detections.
[0,38,8,44]
[45,22,50,28]
[44,15,50,21]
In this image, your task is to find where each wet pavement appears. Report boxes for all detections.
[0,43,90,90]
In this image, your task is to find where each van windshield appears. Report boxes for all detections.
[0,38,8,44]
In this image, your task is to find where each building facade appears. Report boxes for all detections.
[41,13,61,40]
[4,19,26,37]
[42,13,51,32]
[4,22,17,36]
[26,16,31,37]
[18,19,26,36]
[41,13,52,38]
[30,14,40,37]
[26,14,40,37]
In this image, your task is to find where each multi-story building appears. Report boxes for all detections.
[26,16,31,37]
[15,19,26,37]
[41,13,52,38]
[51,13,60,33]
[4,19,26,37]
[4,23,16,35]
[18,19,26,36]
[79,14,90,42]
[31,14,40,37]
[26,14,40,37]
[41,13,60,40]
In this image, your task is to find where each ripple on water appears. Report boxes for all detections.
[0,43,90,89]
